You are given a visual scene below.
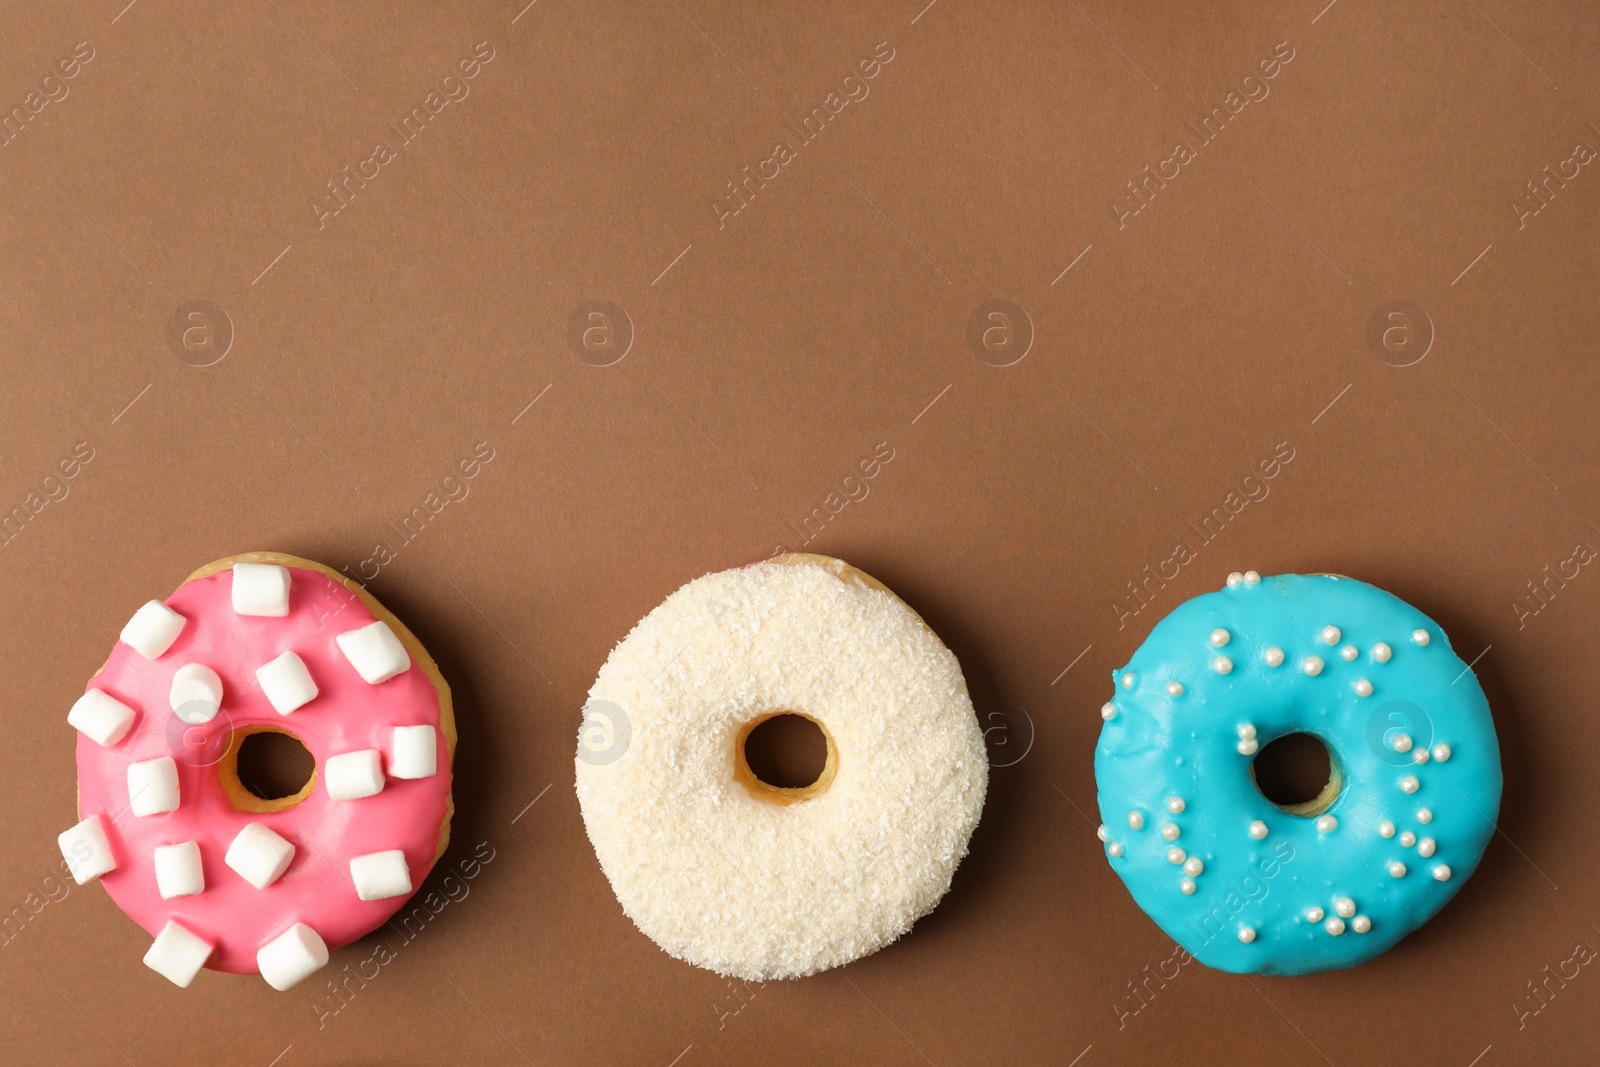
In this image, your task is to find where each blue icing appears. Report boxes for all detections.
[1094,573,1502,975]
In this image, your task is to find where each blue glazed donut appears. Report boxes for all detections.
[1094,571,1502,975]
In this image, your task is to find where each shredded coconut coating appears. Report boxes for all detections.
[576,561,987,980]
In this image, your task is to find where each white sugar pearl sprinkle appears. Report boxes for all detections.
[1392,733,1413,753]
[1400,831,1416,848]
[1167,798,1186,814]
[1352,915,1372,934]
[1238,724,1257,740]
[1321,625,1341,645]
[1128,811,1144,830]
[1180,879,1196,895]
[1244,570,1261,584]
[1183,857,1204,876]
[1226,572,1244,587]
[1166,681,1184,697]
[1264,647,1285,667]
[1303,656,1324,676]
[1210,628,1231,647]
[1096,824,1109,842]
[1237,739,1259,755]
[1101,702,1117,721]
[1213,656,1233,675]
[1325,916,1346,936]
[1412,629,1430,646]
[1108,842,1124,857]
[1316,815,1338,833]
[1248,820,1268,839]
[1122,673,1136,690]
[1388,861,1407,878]
[1412,750,1430,764]
[1416,808,1433,823]
[1432,744,1452,762]
[1418,838,1436,857]
[1161,823,1180,841]
[1334,897,1356,918]
[1354,679,1373,697]
[1400,776,1420,794]
[1238,927,1256,943]
[1378,821,1395,838]
[1305,906,1324,922]
[1341,645,1358,661]
[1166,848,1187,865]
[1372,642,1392,663]
[1433,864,1452,881]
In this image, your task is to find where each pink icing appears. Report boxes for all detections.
[75,565,451,974]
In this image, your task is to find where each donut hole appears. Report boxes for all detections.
[735,713,837,805]
[219,726,317,813]
[1251,733,1343,817]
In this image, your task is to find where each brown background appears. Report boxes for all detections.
[3,0,1598,1063]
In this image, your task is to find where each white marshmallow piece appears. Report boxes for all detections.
[67,689,137,747]
[58,815,117,884]
[257,923,329,991]
[121,600,186,660]
[153,841,205,899]
[325,749,385,801]
[225,823,295,889]
[390,725,438,780]
[256,650,318,715]
[128,756,180,817]
[336,620,410,684]
[143,920,213,988]
[350,850,413,901]
[232,563,291,617]
[169,663,223,725]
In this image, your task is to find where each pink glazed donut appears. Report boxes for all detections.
[58,552,455,990]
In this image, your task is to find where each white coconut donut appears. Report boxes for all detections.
[575,554,987,980]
